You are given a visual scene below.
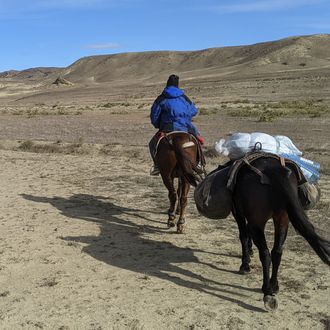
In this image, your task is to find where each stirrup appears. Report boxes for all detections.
[196,163,205,173]
[196,163,203,170]
[195,163,206,181]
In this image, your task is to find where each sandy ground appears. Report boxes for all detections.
[0,67,329,329]
[0,112,328,329]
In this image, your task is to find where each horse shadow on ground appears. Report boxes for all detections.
[21,193,264,313]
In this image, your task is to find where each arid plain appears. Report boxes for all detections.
[0,34,329,329]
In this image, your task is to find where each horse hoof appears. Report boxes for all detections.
[177,224,185,234]
[238,265,251,274]
[263,295,278,311]
[167,220,176,228]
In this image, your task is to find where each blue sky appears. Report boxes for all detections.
[0,0,329,71]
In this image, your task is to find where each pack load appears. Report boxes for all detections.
[215,132,320,183]
[215,132,302,159]
[194,151,320,221]
[194,166,232,219]
[279,153,320,183]
[298,181,321,210]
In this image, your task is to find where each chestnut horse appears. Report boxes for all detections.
[232,157,330,311]
[155,132,204,233]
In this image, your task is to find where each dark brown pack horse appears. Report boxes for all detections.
[155,132,203,233]
[232,157,330,311]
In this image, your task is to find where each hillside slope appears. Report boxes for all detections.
[1,34,329,85]
[0,67,61,81]
[58,34,330,84]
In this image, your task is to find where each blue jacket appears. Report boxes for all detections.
[150,86,200,135]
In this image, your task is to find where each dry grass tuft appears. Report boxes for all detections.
[226,100,328,122]
[199,107,219,115]
[203,146,220,158]
[39,277,58,288]
[17,140,90,155]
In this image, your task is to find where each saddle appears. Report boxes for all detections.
[153,131,206,169]
[226,151,307,192]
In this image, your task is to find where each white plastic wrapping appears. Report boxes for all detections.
[215,132,302,160]
[214,132,319,182]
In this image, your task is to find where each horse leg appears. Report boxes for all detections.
[177,178,190,234]
[161,174,177,228]
[176,177,182,215]
[249,223,278,311]
[232,209,252,274]
[270,211,289,294]
[247,226,253,257]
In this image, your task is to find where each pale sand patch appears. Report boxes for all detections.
[0,147,328,329]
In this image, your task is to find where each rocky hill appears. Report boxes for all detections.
[0,67,61,81]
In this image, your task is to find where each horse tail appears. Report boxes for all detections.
[171,139,198,187]
[265,166,330,266]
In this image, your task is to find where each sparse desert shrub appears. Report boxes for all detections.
[137,103,148,109]
[6,105,85,117]
[12,110,24,115]
[17,140,90,155]
[0,291,9,297]
[39,277,58,287]
[77,137,84,145]
[56,108,67,115]
[198,107,209,115]
[227,100,328,121]
[64,143,88,154]
[18,140,34,151]
[101,103,115,108]
[232,99,250,104]
[99,146,112,155]
[258,110,280,122]
[199,107,218,115]
[203,146,219,158]
[26,109,39,117]
[33,144,62,153]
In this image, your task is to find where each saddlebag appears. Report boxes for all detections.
[298,182,321,210]
[194,166,232,219]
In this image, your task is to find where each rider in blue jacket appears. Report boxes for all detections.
[149,74,204,175]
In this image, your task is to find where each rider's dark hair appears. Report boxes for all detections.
[166,74,179,87]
